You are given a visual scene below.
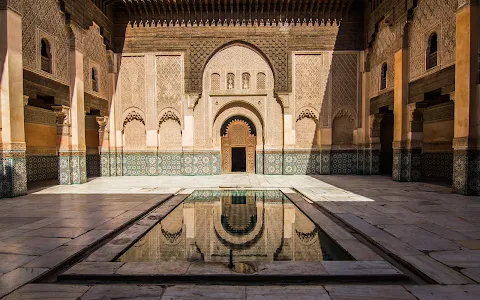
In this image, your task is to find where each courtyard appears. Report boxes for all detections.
[0,175,479,299]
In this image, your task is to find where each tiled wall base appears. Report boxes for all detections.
[257,151,329,175]
[356,149,380,175]
[331,150,357,175]
[26,155,58,182]
[86,154,101,178]
[0,152,27,198]
[392,149,422,182]
[453,149,480,195]
[58,153,87,185]
[110,152,221,176]
[422,152,453,180]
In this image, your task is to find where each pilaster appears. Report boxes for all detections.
[453,0,480,195]
[0,4,27,197]
[392,24,419,182]
[55,22,87,184]
[107,51,119,176]
[96,116,110,177]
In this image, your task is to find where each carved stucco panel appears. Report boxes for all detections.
[369,21,396,99]
[83,24,108,99]
[331,53,359,122]
[118,56,146,122]
[410,0,457,81]
[156,55,183,118]
[22,0,70,84]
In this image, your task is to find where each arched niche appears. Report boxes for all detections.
[332,109,356,147]
[158,109,182,150]
[295,108,319,148]
[122,109,146,150]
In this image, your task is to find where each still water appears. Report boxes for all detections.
[118,190,352,265]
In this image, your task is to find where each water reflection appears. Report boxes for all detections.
[118,190,350,264]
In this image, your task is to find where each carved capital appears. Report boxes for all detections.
[96,116,109,132]
[23,95,29,107]
[449,92,456,102]
[52,105,70,125]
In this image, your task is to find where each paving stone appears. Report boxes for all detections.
[46,218,109,229]
[322,261,400,276]
[461,268,480,283]
[405,284,480,300]
[399,254,473,284]
[3,284,90,300]
[430,250,480,268]
[161,285,245,300]
[320,225,356,241]
[116,262,190,275]
[66,229,113,246]
[334,214,390,238]
[457,240,480,250]
[416,222,470,241]
[256,262,327,275]
[63,262,124,275]
[246,286,331,300]
[84,245,127,262]
[0,237,70,256]
[80,285,164,300]
[382,225,460,251]
[0,268,49,298]
[325,285,416,300]
[186,262,236,275]
[334,240,383,261]
[24,245,85,268]
[370,235,420,256]
[0,254,38,274]
[21,227,91,238]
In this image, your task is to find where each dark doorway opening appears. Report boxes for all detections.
[232,147,246,172]
[380,109,394,175]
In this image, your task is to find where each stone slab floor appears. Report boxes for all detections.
[1,175,479,299]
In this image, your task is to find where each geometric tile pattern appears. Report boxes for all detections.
[58,153,87,185]
[331,150,357,175]
[86,154,101,178]
[26,155,58,182]
[453,149,480,195]
[422,152,453,180]
[393,149,422,182]
[111,152,222,176]
[0,154,28,198]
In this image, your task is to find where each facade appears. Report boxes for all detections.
[0,0,479,197]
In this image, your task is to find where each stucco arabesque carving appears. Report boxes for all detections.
[158,110,181,127]
[123,110,145,130]
[296,109,319,124]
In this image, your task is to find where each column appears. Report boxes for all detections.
[96,116,110,177]
[358,50,380,175]
[145,54,157,175]
[107,52,119,176]
[0,2,27,197]
[57,23,87,184]
[52,105,72,184]
[453,0,480,195]
[392,23,420,181]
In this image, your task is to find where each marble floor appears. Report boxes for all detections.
[1,174,479,299]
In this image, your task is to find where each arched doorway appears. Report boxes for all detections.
[221,117,256,173]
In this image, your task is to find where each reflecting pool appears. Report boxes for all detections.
[118,190,352,265]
